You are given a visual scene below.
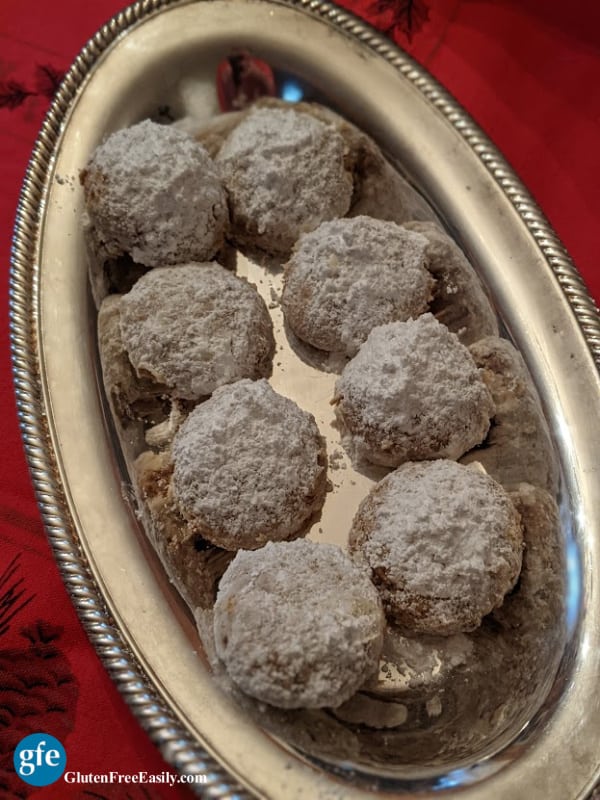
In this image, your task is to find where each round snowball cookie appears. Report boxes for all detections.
[333,314,495,467]
[349,460,523,635]
[119,263,275,400]
[171,379,327,550]
[213,539,385,708]
[282,216,435,357]
[216,106,353,259]
[81,120,228,267]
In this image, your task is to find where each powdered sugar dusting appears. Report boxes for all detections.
[282,216,434,356]
[119,263,274,399]
[171,379,326,550]
[368,627,473,693]
[333,314,495,466]
[82,119,228,266]
[403,220,499,345]
[213,539,384,708]
[90,103,565,764]
[350,460,523,634]
[217,107,353,255]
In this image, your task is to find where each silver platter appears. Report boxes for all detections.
[9,1,600,798]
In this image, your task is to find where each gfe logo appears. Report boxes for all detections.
[13,733,66,787]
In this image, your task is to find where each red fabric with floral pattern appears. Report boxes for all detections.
[0,1,598,798]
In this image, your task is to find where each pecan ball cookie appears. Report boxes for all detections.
[216,106,353,260]
[171,379,327,550]
[282,216,434,357]
[81,119,228,268]
[213,539,384,708]
[349,460,523,635]
[119,262,274,401]
[333,314,495,466]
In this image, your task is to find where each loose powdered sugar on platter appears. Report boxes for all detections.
[88,96,566,779]
[179,203,564,772]
[235,253,387,539]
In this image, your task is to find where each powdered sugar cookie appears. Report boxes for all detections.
[193,110,244,158]
[213,539,384,708]
[281,217,434,357]
[460,336,559,494]
[119,263,275,401]
[248,97,436,224]
[171,379,327,550]
[134,449,234,612]
[216,106,353,259]
[97,293,167,423]
[403,221,498,345]
[349,460,523,635]
[494,483,563,634]
[333,314,495,467]
[81,120,228,268]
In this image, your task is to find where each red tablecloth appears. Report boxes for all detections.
[1,1,598,798]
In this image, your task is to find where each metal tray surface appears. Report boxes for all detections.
[9,1,600,798]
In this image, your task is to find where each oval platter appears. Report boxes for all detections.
[9,1,600,798]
